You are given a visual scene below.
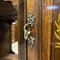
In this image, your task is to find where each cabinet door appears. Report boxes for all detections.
[19,0,42,60]
[51,0,60,60]
[19,0,51,60]
[27,0,41,60]
[19,0,60,60]
[26,0,52,60]
[41,0,60,60]
[41,0,53,60]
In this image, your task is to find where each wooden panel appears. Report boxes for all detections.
[18,0,26,60]
[41,0,53,60]
[51,0,60,60]
[27,0,40,60]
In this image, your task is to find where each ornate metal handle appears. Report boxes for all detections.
[24,12,35,48]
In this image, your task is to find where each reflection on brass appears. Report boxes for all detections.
[55,46,60,48]
[54,31,60,40]
[54,42,60,48]
[54,13,60,40]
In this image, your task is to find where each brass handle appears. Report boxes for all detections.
[24,12,35,48]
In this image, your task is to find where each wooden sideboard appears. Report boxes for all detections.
[0,1,17,57]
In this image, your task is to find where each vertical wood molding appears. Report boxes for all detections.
[38,0,42,60]
[18,0,26,60]
[41,0,53,60]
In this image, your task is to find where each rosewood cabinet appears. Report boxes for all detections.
[19,0,60,60]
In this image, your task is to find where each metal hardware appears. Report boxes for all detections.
[51,42,60,48]
[54,13,60,40]
[24,12,35,48]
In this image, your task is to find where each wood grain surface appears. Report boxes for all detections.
[41,0,53,60]
[27,0,41,60]
[0,54,18,60]
[51,0,60,60]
